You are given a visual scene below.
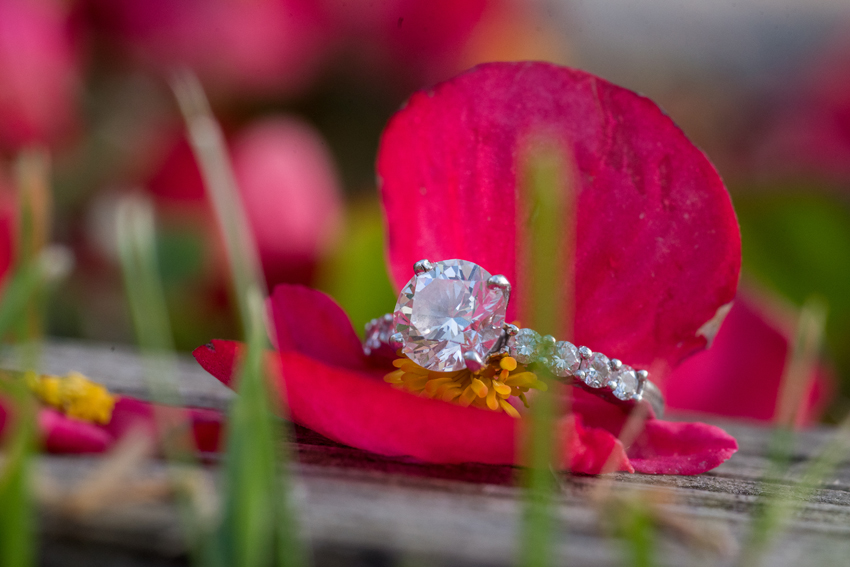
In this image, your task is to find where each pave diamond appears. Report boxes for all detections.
[363,314,395,357]
[547,341,581,377]
[507,328,542,365]
[611,366,638,400]
[393,259,508,372]
[580,352,611,388]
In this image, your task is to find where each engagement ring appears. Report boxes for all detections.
[364,259,665,418]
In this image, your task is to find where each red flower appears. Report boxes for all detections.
[194,62,742,475]
[195,285,737,475]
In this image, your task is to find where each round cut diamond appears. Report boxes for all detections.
[393,259,508,372]
[547,341,581,377]
[508,328,542,365]
[611,367,638,400]
[580,352,610,388]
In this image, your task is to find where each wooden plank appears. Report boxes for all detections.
[7,341,850,566]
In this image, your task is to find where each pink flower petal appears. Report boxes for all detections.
[568,413,633,474]
[378,62,740,374]
[267,284,369,371]
[664,296,835,424]
[232,118,343,288]
[193,340,632,474]
[38,408,112,454]
[626,420,738,476]
[570,388,738,475]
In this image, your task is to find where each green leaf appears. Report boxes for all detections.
[315,199,396,336]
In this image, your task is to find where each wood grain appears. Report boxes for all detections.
[8,340,849,567]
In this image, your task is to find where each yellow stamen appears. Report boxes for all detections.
[504,372,540,388]
[485,386,500,410]
[492,379,512,397]
[28,371,116,425]
[458,386,477,407]
[470,377,488,398]
[384,356,545,417]
[384,369,406,384]
[499,399,521,418]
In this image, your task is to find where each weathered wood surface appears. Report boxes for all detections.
[7,340,850,567]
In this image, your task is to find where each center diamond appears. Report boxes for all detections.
[393,259,508,372]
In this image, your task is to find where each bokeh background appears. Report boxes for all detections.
[2,0,850,422]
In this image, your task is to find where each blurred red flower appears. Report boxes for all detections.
[0,0,79,151]
[36,397,222,455]
[752,31,850,184]
[84,0,333,98]
[145,116,343,288]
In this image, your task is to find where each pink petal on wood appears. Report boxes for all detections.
[193,339,632,474]
[627,420,738,475]
[378,61,740,374]
[39,409,112,454]
[569,388,738,475]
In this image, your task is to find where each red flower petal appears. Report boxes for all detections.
[267,284,369,371]
[567,413,633,474]
[378,62,740,373]
[38,409,112,454]
[664,295,835,424]
[104,397,223,453]
[193,340,632,474]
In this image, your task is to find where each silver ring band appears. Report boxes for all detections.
[364,313,665,418]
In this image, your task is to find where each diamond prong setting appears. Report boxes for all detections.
[413,259,434,275]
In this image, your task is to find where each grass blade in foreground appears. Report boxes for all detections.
[740,298,832,567]
[0,379,37,567]
[115,193,226,564]
[173,72,305,567]
[518,140,571,567]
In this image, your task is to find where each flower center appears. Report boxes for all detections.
[384,355,546,418]
[28,371,116,425]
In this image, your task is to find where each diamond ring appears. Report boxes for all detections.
[363,258,665,418]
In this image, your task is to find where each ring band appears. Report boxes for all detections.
[363,259,665,418]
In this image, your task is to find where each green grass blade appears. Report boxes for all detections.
[115,193,225,563]
[739,297,830,566]
[0,369,37,567]
[0,151,58,567]
[173,73,305,567]
[115,195,181,403]
[518,140,572,567]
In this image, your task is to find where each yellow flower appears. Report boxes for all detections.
[384,355,546,418]
[28,371,116,425]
